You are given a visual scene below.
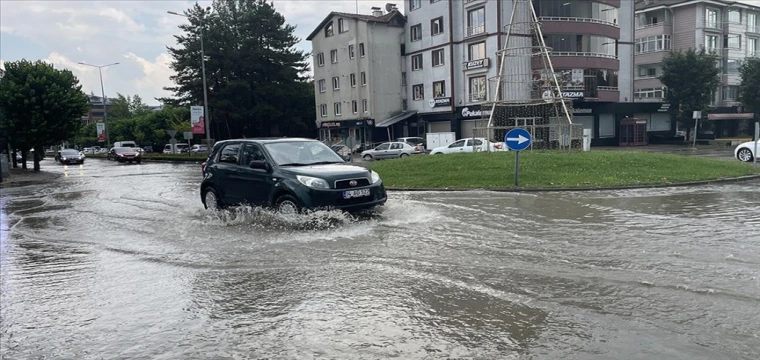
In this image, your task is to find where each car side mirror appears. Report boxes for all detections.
[249,160,269,170]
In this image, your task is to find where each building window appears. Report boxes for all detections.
[349,44,355,59]
[467,7,485,37]
[706,8,719,28]
[352,100,358,114]
[544,34,617,56]
[728,9,741,23]
[433,80,445,98]
[413,84,424,100]
[402,99,408,111]
[411,24,422,41]
[469,76,486,102]
[334,102,342,115]
[320,104,327,117]
[749,13,758,33]
[431,17,444,35]
[401,72,407,87]
[724,59,741,74]
[705,34,719,52]
[411,0,421,10]
[330,49,338,63]
[723,85,739,101]
[634,87,666,99]
[338,18,348,32]
[726,34,741,49]
[749,38,758,56]
[359,43,366,57]
[325,21,334,37]
[316,53,324,66]
[637,66,658,78]
[350,73,357,87]
[432,49,445,66]
[332,76,340,90]
[468,42,486,60]
[361,72,367,86]
[412,54,423,70]
[540,0,619,25]
[318,79,326,92]
[635,35,671,54]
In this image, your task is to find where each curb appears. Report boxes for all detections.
[386,174,760,193]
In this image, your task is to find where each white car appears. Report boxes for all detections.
[734,140,759,162]
[430,138,508,155]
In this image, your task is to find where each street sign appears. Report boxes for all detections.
[167,130,178,138]
[505,128,532,151]
[183,132,193,140]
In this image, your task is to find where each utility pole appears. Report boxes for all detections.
[78,62,119,149]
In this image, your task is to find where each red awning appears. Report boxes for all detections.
[707,113,755,120]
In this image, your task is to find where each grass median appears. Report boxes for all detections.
[366,150,760,189]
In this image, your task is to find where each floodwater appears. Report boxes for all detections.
[1,159,759,359]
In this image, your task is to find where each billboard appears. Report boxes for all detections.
[190,106,205,135]
[96,122,106,142]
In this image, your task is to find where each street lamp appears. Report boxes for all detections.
[168,9,212,150]
[78,62,119,148]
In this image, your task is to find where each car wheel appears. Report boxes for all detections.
[136,160,141,164]
[399,153,409,158]
[363,154,373,161]
[737,148,754,162]
[276,194,301,215]
[203,187,223,211]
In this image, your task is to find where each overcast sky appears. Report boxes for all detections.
[0,0,397,105]
[2,0,760,105]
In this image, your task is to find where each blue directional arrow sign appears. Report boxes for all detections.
[504,128,532,151]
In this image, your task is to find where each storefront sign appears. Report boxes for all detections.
[461,106,491,119]
[320,122,341,128]
[573,108,592,114]
[658,103,671,113]
[366,119,374,126]
[429,97,452,108]
[463,58,490,70]
[561,91,585,98]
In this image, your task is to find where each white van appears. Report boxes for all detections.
[114,141,137,149]
[163,143,190,154]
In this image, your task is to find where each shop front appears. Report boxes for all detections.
[317,119,375,149]
[707,110,756,139]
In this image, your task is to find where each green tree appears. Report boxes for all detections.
[160,0,313,140]
[739,57,760,137]
[0,59,89,171]
[659,48,721,139]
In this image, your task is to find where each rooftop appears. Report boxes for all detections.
[306,10,404,41]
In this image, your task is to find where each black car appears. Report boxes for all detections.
[58,149,84,165]
[200,138,388,214]
[107,147,142,163]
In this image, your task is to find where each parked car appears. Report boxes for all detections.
[190,144,208,154]
[361,141,422,161]
[164,143,190,154]
[396,137,426,149]
[734,140,759,162]
[430,138,508,155]
[200,138,387,214]
[107,147,142,164]
[58,149,85,165]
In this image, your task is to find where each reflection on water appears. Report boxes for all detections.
[1,161,759,359]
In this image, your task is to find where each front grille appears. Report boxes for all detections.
[334,178,370,189]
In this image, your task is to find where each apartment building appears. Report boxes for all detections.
[634,0,760,138]
[385,0,637,145]
[306,7,406,147]
[81,94,111,124]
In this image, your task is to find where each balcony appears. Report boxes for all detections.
[539,16,618,28]
[540,19,620,38]
[636,23,672,38]
[466,24,486,38]
[749,26,760,34]
[704,21,722,31]
[469,93,487,103]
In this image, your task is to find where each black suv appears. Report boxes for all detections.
[200,138,388,213]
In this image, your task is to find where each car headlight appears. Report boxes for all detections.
[61,157,67,161]
[370,170,381,184]
[297,175,330,189]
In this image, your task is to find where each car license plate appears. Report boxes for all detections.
[343,189,370,199]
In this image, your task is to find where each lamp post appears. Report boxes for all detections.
[78,62,119,149]
[168,9,212,151]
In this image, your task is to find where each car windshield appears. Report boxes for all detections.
[61,150,79,156]
[114,147,135,153]
[265,141,346,166]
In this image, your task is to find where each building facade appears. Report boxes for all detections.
[306,7,407,148]
[389,0,636,146]
[81,94,112,124]
[634,0,760,138]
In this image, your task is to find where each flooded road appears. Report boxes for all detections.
[2,158,759,359]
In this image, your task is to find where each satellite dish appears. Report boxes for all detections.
[385,3,396,12]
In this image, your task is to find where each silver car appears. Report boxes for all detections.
[361,141,421,161]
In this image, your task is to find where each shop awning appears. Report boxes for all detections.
[708,113,755,120]
[375,110,418,128]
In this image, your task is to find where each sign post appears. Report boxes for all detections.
[692,111,702,148]
[167,130,178,154]
[504,128,533,187]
